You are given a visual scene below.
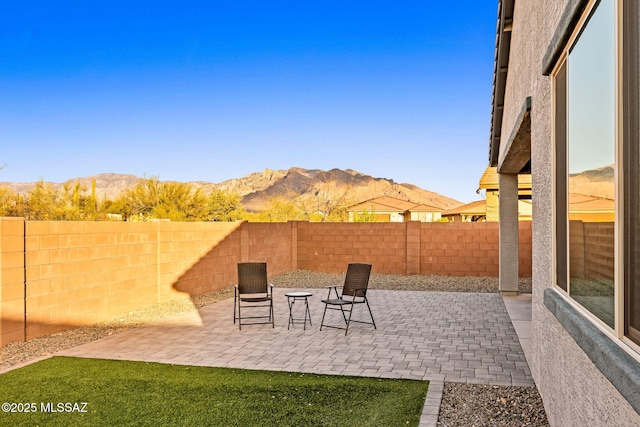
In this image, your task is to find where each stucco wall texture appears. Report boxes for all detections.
[502,0,640,424]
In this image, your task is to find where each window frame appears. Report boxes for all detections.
[552,0,640,356]
[622,0,640,345]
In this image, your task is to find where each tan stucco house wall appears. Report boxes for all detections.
[489,0,640,425]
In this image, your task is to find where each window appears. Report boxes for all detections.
[555,0,640,348]
[567,0,616,328]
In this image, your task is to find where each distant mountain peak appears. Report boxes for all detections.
[215,167,461,211]
[1,168,463,212]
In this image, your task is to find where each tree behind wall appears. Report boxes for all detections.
[22,180,110,220]
[109,177,245,222]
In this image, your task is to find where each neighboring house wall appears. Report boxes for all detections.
[0,218,532,346]
[483,193,532,221]
[486,190,499,221]
[347,196,444,222]
[409,211,442,222]
[479,167,532,222]
[348,210,401,222]
[389,212,405,222]
[493,0,640,424]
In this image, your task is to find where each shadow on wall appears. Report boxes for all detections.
[1,220,254,346]
[170,221,296,308]
[1,220,532,346]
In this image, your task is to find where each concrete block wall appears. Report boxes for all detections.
[1,219,533,345]
[297,221,532,277]
[584,222,615,280]
[296,222,408,274]
[421,221,532,277]
[421,222,499,276]
[244,222,294,275]
[518,221,533,277]
[569,220,587,280]
[160,221,244,299]
[20,220,252,342]
[568,221,615,280]
[24,221,159,340]
[0,218,25,346]
[2,219,299,344]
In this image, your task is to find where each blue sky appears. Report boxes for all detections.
[1,1,497,203]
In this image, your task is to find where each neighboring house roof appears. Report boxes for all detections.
[478,166,532,190]
[442,200,487,216]
[410,203,444,212]
[348,196,442,213]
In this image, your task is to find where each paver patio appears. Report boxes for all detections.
[58,288,534,387]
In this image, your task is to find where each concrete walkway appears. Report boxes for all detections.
[58,289,534,426]
[502,293,533,367]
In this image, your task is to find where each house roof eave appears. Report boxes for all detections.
[489,0,515,168]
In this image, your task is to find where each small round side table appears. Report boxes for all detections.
[285,292,313,330]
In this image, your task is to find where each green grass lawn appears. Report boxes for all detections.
[0,356,429,426]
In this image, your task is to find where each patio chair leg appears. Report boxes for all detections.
[270,298,274,328]
[237,298,242,331]
[233,288,237,324]
[345,303,354,336]
[320,304,327,331]
[365,297,376,329]
[339,304,349,324]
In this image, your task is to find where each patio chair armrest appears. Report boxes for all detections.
[325,285,340,299]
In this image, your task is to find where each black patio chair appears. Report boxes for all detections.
[233,262,275,330]
[320,263,376,335]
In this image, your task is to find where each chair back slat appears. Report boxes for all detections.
[237,262,268,294]
[342,263,372,296]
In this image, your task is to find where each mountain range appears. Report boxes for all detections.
[0,168,463,212]
[568,165,615,200]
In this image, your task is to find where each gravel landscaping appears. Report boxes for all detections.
[437,383,548,427]
[270,270,533,294]
[0,270,546,426]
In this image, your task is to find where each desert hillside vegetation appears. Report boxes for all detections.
[0,168,462,222]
